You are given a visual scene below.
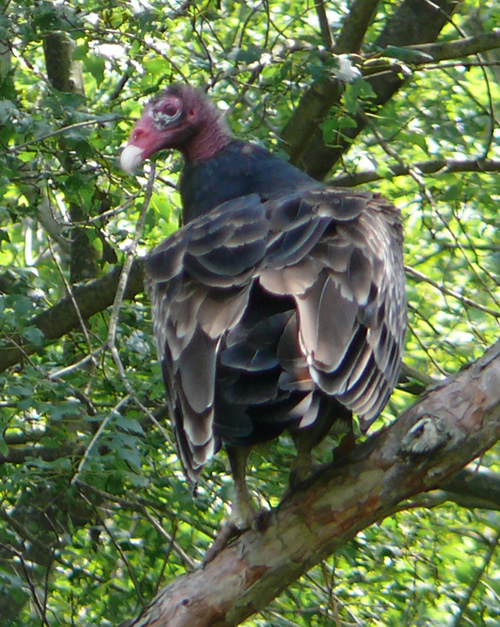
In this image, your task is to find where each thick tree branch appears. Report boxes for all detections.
[314,0,333,50]
[442,467,500,510]
[127,339,500,627]
[332,0,379,53]
[0,260,144,373]
[375,0,458,48]
[407,467,500,512]
[410,28,500,61]
[43,32,98,283]
[330,157,500,186]
[279,0,379,168]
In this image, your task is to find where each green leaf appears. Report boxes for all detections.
[114,414,144,435]
[11,382,34,397]
[22,325,45,345]
[442,181,463,201]
[0,229,10,248]
[83,53,106,86]
[13,295,32,317]
[343,78,376,114]
[320,118,341,145]
[232,45,263,63]
[406,131,428,154]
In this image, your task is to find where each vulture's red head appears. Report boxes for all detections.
[120,84,231,173]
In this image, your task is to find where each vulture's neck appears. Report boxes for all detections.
[182,120,232,161]
[180,140,319,224]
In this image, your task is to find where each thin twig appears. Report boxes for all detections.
[49,348,105,379]
[451,530,500,627]
[98,507,148,609]
[107,164,156,347]
[106,164,173,442]
[48,240,97,369]
[15,550,51,627]
[9,116,120,152]
[406,266,500,319]
[71,394,131,485]
[142,509,199,570]
[363,111,499,314]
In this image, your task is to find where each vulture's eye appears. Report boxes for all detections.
[161,103,179,117]
[152,101,182,126]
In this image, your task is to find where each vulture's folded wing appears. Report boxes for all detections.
[145,195,269,480]
[260,188,406,431]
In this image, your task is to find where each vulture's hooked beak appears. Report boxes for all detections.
[120,104,163,174]
[120,143,145,174]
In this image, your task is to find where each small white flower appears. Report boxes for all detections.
[336,55,362,83]
[95,43,126,60]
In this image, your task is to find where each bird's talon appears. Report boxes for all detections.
[203,517,250,564]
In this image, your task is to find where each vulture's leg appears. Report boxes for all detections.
[289,428,317,488]
[203,445,253,563]
[288,400,353,490]
[227,445,255,529]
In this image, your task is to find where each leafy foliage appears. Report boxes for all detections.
[0,0,498,624]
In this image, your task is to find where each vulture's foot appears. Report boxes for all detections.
[203,504,271,565]
[203,515,250,564]
[203,445,261,564]
[286,462,320,499]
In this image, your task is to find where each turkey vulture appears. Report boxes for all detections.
[121,84,406,547]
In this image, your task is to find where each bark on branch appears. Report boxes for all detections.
[332,0,379,53]
[442,467,500,510]
[126,339,500,627]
